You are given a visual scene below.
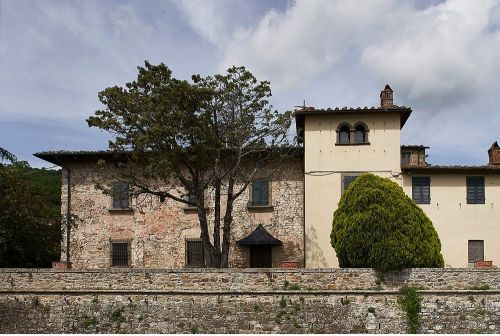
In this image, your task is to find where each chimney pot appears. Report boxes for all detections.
[488,141,500,165]
[380,84,394,108]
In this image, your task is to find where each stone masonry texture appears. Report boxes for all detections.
[0,268,499,333]
[60,158,304,269]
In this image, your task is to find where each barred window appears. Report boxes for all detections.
[112,182,130,209]
[468,240,484,263]
[186,240,205,267]
[412,176,430,204]
[251,179,269,206]
[111,242,129,267]
[466,176,485,204]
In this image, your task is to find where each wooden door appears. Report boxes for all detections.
[250,246,272,268]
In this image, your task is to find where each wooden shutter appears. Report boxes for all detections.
[468,240,484,263]
[412,177,430,204]
[252,179,269,206]
[112,242,129,266]
[466,176,485,204]
[186,240,205,267]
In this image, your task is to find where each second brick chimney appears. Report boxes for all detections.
[380,84,394,108]
[488,141,500,165]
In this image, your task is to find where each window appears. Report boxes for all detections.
[338,125,350,144]
[111,241,130,267]
[412,177,430,204]
[401,152,411,165]
[251,179,270,206]
[342,175,358,193]
[466,176,485,204]
[186,239,205,267]
[468,240,484,263]
[112,182,130,209]
[187,192,196,208]
[354,124,367,143]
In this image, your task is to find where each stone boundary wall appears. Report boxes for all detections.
[1,268,499,333]
[1,268,499,292]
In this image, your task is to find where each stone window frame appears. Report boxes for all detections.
[110,239,131,268]
[248,178,274,210]
[336,122,370,146]
[185,238,206,268]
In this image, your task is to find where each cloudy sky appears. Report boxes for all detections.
[1,0,499,168]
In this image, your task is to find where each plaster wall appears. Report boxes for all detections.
[303,113,402,268]
[401,173,500,267]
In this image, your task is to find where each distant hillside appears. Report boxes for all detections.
[20,166,61,216]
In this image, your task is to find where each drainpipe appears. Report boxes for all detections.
[55,156,71,266]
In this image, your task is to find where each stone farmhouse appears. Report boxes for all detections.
[35,86,500,269]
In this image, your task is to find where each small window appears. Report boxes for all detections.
[251,179,270,206]
[338,125,350,144]
[466,176,485,204]
[468,240,484,263]
[342,175,358,193]
[401,152,411,165]
[112,182,130,209]
[186,239,205,267]
[187,192,196,208]
[412,177,430,204]
[354,124,366,143]
[111,242,130,267]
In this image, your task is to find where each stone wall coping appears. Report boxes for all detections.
[0,267,498,274]
[2,289,500,295]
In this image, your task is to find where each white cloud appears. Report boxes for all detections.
[215,0,500,164]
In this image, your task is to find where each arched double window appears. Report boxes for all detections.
[336,122,369,144]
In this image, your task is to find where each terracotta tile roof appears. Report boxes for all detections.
[402,164,500,173]
[294,105,412,142]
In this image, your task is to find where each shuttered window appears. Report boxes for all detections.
[412,177,430,204]
[186,240,205,267]
[112,182,130,209]
[251,179,269,206]
[466,176,485,204]
[111,242,129,267]
[401,152,411,165]
[468,240,484,263]
[343,176,358,193]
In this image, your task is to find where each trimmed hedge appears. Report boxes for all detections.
[330,173,444,271]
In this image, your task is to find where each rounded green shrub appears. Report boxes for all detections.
[330,173,444,271]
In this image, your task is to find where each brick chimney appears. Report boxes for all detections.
[380,84,393,108]
[488,141,500,165]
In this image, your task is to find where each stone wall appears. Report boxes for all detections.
[1,268,499,333]
[61,157,304,269]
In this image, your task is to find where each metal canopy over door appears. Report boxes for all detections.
[237,224,282,268]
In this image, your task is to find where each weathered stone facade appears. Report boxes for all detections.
[1,268,499,333]
[60,158,304,269]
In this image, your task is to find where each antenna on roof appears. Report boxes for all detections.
[294,99,306,109]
